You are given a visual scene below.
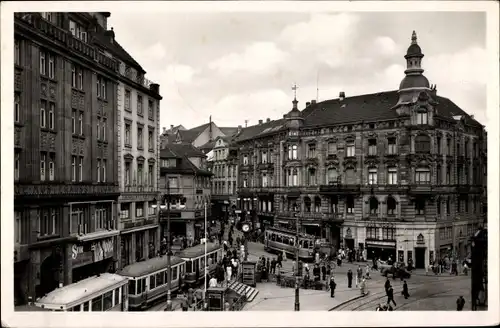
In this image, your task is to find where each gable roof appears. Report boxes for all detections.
[93,30,145,73]
[233,119,286,143]
[220,127,239,136]
[160,143,206,159]
[302,90,482,128]
[177,123,211,144]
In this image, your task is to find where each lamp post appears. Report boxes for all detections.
[294,210,300,311]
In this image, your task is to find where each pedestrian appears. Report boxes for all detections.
[321,263,327,281]
[187,288,194,308]
[356,265,363,287]
[347,268,353,288]
[226,264,232,282]
[402,280,410,299]
[456,296,466,311]
[337,253,342,267]
[224,300,231,311]
[266,257,271,273]
[365,263,371,279]
[384,277,391,294]
[360,277,367,296]
[223,240,228,252]
[326,263,331,283]
[228,235,233,247]
[271,258,277,274]
[386,286,397,307]
[180,293,189,311]
[313,264,321,282]
[194,288,203,309]
[232,248,237,259]
[329,277,337,297]
[209,275,218,288]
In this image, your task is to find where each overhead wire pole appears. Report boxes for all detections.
[294,211,300,311]
[165,180,172,311]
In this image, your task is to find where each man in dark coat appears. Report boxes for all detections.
[386,286,397,307]
[321,263,327,281]
[271,258,277,274]
[402,280,410,299]
[456,296,466,311]
[384,277,391,294]
[313,264,321,282]
[347,269,353,288]
[329,277,337,297]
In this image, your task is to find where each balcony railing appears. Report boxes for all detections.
[15,182,119,198]
[118,64,158,92]
[319,184,361,193]
[124,185,157,192]
[122,217,156,230]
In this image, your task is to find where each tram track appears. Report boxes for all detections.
[332,276,461,311]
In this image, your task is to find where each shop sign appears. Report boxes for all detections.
[71,245,94,268]
[93,239,114,263]
[345,228,352,239]
[416,233,425,245]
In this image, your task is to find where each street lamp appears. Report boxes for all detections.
[152,192,171,311]
[294,210,300,311]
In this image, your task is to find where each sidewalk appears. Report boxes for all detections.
[243,274,364,311]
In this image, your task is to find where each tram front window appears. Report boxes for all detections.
[128,280,136,295]
[303,240,308,249]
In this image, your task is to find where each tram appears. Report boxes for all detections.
[175,242,222,287]
[118,255,186,311]
[34,273,129,311]
[264,226,316,262]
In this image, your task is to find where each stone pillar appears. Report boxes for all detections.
[89,203,96,231]
[144,230,149,259]
[64,243,73,285]
[130,233,136,265]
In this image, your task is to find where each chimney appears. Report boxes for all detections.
[237,125,242,134]
[311,100,316,105]
[162,127,166,134]
[258,120,263,125]
[339,92,345,101]
[470,115,474,119]
[266,118,271,123]
[306,102,311,107]
[170,124,174,131]
[105,27,115,44]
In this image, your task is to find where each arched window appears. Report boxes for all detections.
[304,197,311,212]
[289,145,298,159]
[387,166,398,185]
[314,196,321,213]
[415,167,431,184]
[369,197,378,215]
[415,135,431,153]
[387,196,397,215]
[415,197,425,215]
[327,167,338,184]
[308,167,316,186]
[346,195,354,214]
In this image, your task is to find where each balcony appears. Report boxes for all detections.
[257,162,274,170]
[122,217,156,231]
[407,184,435,195]
[15,182,119,199]
[319,184,361,195]
[124,185,157,193]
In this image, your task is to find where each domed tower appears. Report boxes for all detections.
[284,84,304,132]
[393,31,437,122]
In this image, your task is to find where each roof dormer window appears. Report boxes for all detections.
[416,110,428,125]
[69,20,87,43]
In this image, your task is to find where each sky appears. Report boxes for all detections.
[108,11,487,130]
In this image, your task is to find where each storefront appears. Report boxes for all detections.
[366,240,397,262]
[71,237,116,283]
[258,214,274,232]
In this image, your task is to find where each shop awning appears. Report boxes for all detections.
[278,220,289,224]
[302,223,320,227]
[366,240,396,248]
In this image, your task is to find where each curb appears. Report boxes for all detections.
[329,291,371,311]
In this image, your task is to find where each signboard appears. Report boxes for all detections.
[241,261,257,287]
[71,238,114,268]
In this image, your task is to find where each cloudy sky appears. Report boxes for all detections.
[108,10,487,130]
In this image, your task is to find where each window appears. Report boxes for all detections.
[416,110,428,125]
[91,296,103,312]
[125,162,131,185]
[138,164,144,185]
[262,173,268,187]
[415,168,430,184]
[40,153,46,181]
[243,179,248,188]
[78,156,83,181]
[14,93,20,123]
[456,142,461,157]
[14,153,20,181]
[148,130,154,150]
[148,164,153,186]
[97,159,101,182]
[327,167,338,184]
[48,103,55,130]
[39,51,46,75]
[446,138,452,156]
[261,151,267,163]
[292,169,298,186]
[136,202,144,218]
[387,138,397,155]
[71,156,76,181]
[71,110,76,134]
[387,167,397,185]
[308,168,316,186]
[95,207,106,230]
[415,198,425,215]
[168,177,178,188]
[137,127,143,149]
[15,211,21,243]
[78,68,83,90]
[102,159,107,183]
[415,135,431,153]
[48,54,55,79]
[368,139,377,156]
[382,227,395,240]
[137,95,143,115]
[457,165,462,184]
[436,165,442,184]
[446,198,450,215]
[387,197,396,215]
[446,165,451,184]
[368,167,377,185]
[120,203,130,220]
[464,166,469,184]
[346,141,355,157]
[328,142,337,154]
[369,197,378,215]
[366,227,378,239]
[48,153,55,181]
[69,20,87,42]
[437,136,442,154]
[125,124,131,146]
[346,195,354,214]
[78,112,83,135]
[97,76,106,99]
[40,100,46,128]
[125,90,131,111]
[148,99,154,118]
[307,144,316,158]
[38,208,56,236]
[103,291,113,311]
[14,39,20,65]
[243,155,248,165]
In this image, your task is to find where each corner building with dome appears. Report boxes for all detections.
[233,31,487,268]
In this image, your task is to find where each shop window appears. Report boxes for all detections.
[103,291,113,311]
[91,296,102,311]
[369,197,378,215]
[114,288,120,305]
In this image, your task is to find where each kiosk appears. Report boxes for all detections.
[206,287,228,311]
[241,261,257,287]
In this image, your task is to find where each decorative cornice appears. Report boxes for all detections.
[124,153,134,161]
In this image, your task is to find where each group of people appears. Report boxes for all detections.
[257,254,282,282]
[377,277,410,311]
[429,258,468,276]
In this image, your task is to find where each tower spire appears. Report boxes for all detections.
[291,83,299,109]
[411,30,417,45]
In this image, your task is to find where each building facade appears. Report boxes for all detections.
[206,135,240,221]
[14,12,122,305]
[235,31,487,268]
[110,39,162,269]
[159,143,213,246]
